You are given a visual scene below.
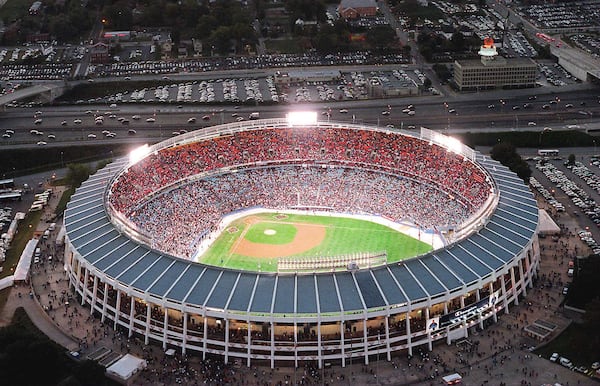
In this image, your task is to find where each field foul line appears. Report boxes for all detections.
[229,223,251,257]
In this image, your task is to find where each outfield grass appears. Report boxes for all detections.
[199,213,432,272]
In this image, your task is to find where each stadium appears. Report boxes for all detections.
[63,114,540,368]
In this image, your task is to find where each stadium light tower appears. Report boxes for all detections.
[129,144,150,164]
[287,111,318,126]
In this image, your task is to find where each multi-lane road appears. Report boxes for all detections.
[1,82,600,148]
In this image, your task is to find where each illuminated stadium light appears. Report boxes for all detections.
[129,144,150,164]
[430,132,463,155]
[286,111,318,126]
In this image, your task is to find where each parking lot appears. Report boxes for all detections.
[102,69,423,105]
[519,1,600,30]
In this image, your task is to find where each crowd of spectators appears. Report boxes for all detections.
[108,126,492,258]
[128,165,473,258]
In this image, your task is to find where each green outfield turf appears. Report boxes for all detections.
[198,212,432,272]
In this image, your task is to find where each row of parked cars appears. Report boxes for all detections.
[549,353,600,376]
[535,160,600,254]
[530,176,565,212]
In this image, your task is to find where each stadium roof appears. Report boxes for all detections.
[65,147,538,316]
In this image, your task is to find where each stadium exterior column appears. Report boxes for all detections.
[489,283,498,323]
[81,266,89,305]
[317,320,323,369]
[270,321,275,368]
[425,308,432,351]
[443,302,448,314]
[500,274,509,314]
[182,312,188,356]
[128,296,135,337]
[510,266,520,305]
[225,318,230,364]
[247,319,252,367]
[162,309,168,350]
[202,314,208,360]
[363,318,369,365]
[476,289,484,329]
[406,312,412,356]
[101,282,109,323]
[340,320,345,367]
[114,289,121,330]
[294,322,298,369]
[518,260,527,297]
[385,315,391,361]
[144,303,151,344]
[74,260,82,294]
[90,275,98,315]
[459,294,465,309]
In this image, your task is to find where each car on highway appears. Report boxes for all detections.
[550,353,559,362]
[132,115,141,120]
[187,117,196,123]
[34,118,43,124]
[202,115,210,120]
[146,117,155,122]
[73,119,82,124]
[61,120,67,126]
[528,121,537,126]
[47,134,56,139]
[339,109,348,113]
[30,129,39,135]
[381,110,390,115]
[128,129,137,135]
[2,133,11,139]
[87,134,97,139]
[36,141,47,146]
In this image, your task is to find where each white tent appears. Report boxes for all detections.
[106,354,147,384]
[13,239,38,282]
[537,209,561,235]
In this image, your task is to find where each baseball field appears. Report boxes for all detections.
[198,212,432,272]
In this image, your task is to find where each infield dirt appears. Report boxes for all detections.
[232,217,326,258]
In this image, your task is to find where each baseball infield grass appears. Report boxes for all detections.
[199,212,432,272]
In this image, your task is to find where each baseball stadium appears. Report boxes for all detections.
[63,113,540,368]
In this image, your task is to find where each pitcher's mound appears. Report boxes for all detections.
[264,229,277,236]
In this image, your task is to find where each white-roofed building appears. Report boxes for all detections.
[106,354,147,385]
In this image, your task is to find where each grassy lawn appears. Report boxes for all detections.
[0,210,41,311]
[265,38,304,54]
[200,212,432,272]
[54,185,75,216]
[0,210,41,281]
[245,222,297,244]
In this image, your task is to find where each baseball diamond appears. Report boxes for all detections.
[64,119,539,369]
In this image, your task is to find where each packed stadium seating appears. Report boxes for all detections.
[107,127,492,259]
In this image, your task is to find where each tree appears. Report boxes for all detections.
[65,164,92,189]
[366,25,396,51]
[568,153,576,165]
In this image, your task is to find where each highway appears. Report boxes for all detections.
[1,82,600,147]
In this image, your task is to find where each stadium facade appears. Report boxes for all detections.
[63,119,540,368]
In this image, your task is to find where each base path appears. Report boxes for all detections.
[233,223,326,258]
